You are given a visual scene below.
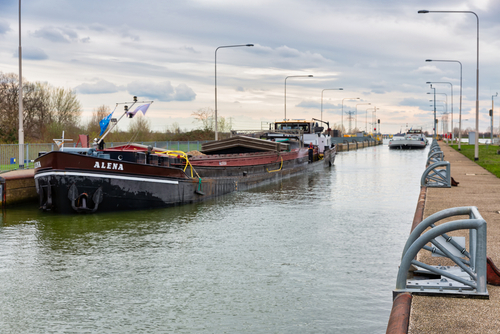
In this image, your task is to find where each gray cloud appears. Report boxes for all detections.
[75,80,123,94]
[3,0,500,133]
[127,81,196,102]
[0,21,11,35]
[399,98,430,109]
[31,26,80,43]
[13,46,48,60]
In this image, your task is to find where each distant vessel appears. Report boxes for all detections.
[388,128,428,149]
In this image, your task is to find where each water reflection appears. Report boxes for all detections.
[0,144,427,333]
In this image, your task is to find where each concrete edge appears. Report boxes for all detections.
[386,292,412,334]
[386,186,427,334]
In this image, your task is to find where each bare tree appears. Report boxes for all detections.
[128,116,152,141]
[192,107,214,131]
[0,72,83,143]
[49,86,82,128]
[192,107,232,132]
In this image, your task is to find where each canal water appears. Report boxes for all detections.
[0,141,428,333]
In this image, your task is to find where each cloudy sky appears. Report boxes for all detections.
[1,0,500,134]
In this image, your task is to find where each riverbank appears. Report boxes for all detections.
[392,142,500,333]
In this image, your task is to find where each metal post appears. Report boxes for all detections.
[492,93,497,143]
[215,44,253,141]
[18,0,24,169]
[341,97,359,136]
[427,81,453,142]
[419,10,479,158]
[321,88,343,123]
[285,75,313,121]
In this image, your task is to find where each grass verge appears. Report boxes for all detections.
[450,143,500,178]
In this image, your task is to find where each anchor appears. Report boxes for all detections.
[68,184,104,213]
[39,180,53,211]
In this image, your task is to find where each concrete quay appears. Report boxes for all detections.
[335,139,382,152]
[0,169,37,208]
[389,142,500,334]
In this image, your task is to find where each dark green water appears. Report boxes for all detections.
[0,143,426,333]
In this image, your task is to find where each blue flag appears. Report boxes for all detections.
[99,111,114,136]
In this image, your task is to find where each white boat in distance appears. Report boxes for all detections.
[388,129,428,149]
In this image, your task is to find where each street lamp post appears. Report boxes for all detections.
[18,0,24,169]
[284,75,313,121]
[341,97,360,136]
[355,103,371,132]
[215,43,253,141]
[429,92,448,138]
[321,88,343,123]
[428,84,437,139]
[426,59,463,148]
[492,93,498,143]
[366,107,377,133]
[427,81,453,142]
[419,10,479,159]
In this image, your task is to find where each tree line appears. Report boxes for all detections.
[0,72,235,144]
[0,72,81,143]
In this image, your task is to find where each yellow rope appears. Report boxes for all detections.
[155,150,200,179]
[267,156,283,173]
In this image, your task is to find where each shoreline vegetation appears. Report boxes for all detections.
[450,143,500,178]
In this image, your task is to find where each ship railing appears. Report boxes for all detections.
[421,161,451,187]
[394,206,488,299]
[0,141,209,172]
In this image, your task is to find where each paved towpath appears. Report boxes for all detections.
[408,142,500,333]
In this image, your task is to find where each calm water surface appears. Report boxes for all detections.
[0,142,428,333]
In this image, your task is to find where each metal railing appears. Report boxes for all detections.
[426,151,444,166]
[0,141,210,172]
[395,206,488,298]
[428,140,442,157]
[421,161,451,187]
[421,140,451,187]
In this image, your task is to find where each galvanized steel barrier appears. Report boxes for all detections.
[426,150,444,166]
[421,161,451,187]
[395,206,488,299]
[427,140,442,157]
[421,140,451,187]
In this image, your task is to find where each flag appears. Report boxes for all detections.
[127,103,150,118]
[99,111,114,136]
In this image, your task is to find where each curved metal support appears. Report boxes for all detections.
[395,218,487,297]
[428,140,440,152]
[402,206,479,257]
[395,206,488,298]
[426,151,444,166]
[421,161,451,187]
[428,145,441,157]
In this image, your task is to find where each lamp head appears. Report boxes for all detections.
[246,44,254,47]
[426,82,431,84]
[339,88,344,90]
[307,75,313,77]
[418,10,429,13]
[425,59,432,62]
